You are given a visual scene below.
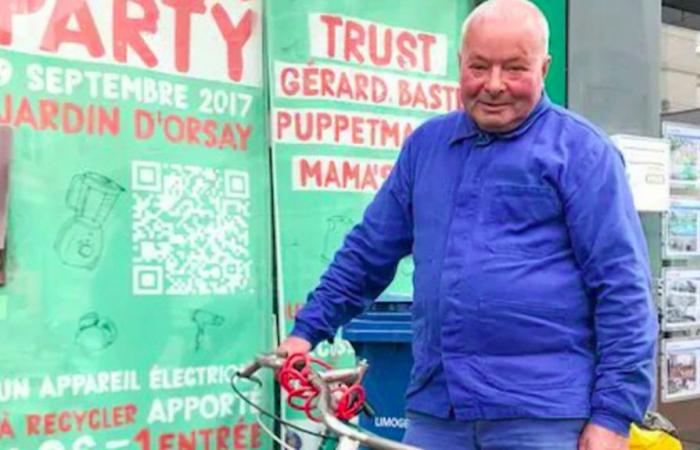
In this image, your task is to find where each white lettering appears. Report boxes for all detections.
[147,392,259,424]
[374,417,409,429]
[26,64,189,109]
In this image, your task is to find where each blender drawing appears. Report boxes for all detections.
[55,172,125,270]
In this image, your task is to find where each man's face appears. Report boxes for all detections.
[459,18,550,133]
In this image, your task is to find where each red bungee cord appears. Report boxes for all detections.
[277,353,366,422]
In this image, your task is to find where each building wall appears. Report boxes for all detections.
[661,24,700,113]
[568,0,661,136]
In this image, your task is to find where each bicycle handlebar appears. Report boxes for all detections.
[237,353,421,450]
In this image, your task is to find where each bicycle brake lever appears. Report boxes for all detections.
[237,361,261,378]
[361,398,377,418]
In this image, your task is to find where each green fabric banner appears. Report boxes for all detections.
[267,0,469,446]
[0,1,273,449]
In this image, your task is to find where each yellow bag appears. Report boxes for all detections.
[629,419,683,450]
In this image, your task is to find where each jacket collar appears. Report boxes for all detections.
[449,92,551,146]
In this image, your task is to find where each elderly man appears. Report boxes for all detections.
[278,0,658,449]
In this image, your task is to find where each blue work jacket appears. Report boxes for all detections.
[291,95,658,436]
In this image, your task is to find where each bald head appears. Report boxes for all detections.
[457,0,552,133]
[461,0,549,57]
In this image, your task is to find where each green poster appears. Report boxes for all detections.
[267,0,468,446]
[0,1,273,449]
[531,0,566,106]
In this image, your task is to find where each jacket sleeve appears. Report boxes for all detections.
[563,138,658,437]
[290,137,416,347]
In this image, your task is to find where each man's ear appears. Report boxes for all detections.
[541,54,552,79]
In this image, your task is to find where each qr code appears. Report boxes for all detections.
[131,160,251,296]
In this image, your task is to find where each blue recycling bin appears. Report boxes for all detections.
[342,297,413,443]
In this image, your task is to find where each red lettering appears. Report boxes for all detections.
[317,112,332,141]
[398,80,412,107]
[368,24,391,67]
[371,76,388,103]
[111,407,123,427]
[39,99,59,130]
[162,0,205,73]
[25,414,40,436]
[0,0,45,45]
[276,110,291,139]
[412,83,428,109]
[366,117,380,145]
[87,409,99,430]
[159,432,175,450]
[324,161,340,188]
[235,124,251,150]
[216,426,229,450]
[198,428,214,450]
[15,97,38,129]
[134,109,155,139]
[315,17,438,74]
[0,416,13,439]
[40,0,105,58]
[57,412,71,433]
[295,113,312,141]
[280,67,300,96]
[319,14,343,58]
[250,423,261,448]
[302,67,319,96]
[62,102,83,133]
[417,33,437,73]
[381,121,400,147]
[320,69,334,97]
[178,432,197,450]
[299,159,323,187]
[125,405,137,425]
[344,20,365,64]
[428,83,442,110]
[361,165,378,191]
[232,423,246,450]
[113,0,158,67]
[133,428,151,450]
[354,73,369,102]
[335,115,349,142]
[351,117,362,144]
[98,107,120,135]
[396,31,417,70]
[203,120,218,147]
[74,411,88,432]
[342,161,360,189]
[186,117,202,144]
[336,74,353,99]
[211,7,254,82]
[44,413,55,435]
[218,123,237,150]
[163,115,185,142]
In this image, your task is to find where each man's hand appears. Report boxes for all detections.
[578,423,628,450]
[276,336,312,357]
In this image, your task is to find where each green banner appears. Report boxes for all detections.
[0,1,273,449]
[267,0,468,446]
[532,0,566,106]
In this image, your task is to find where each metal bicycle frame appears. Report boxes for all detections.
[239,354,421,450]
